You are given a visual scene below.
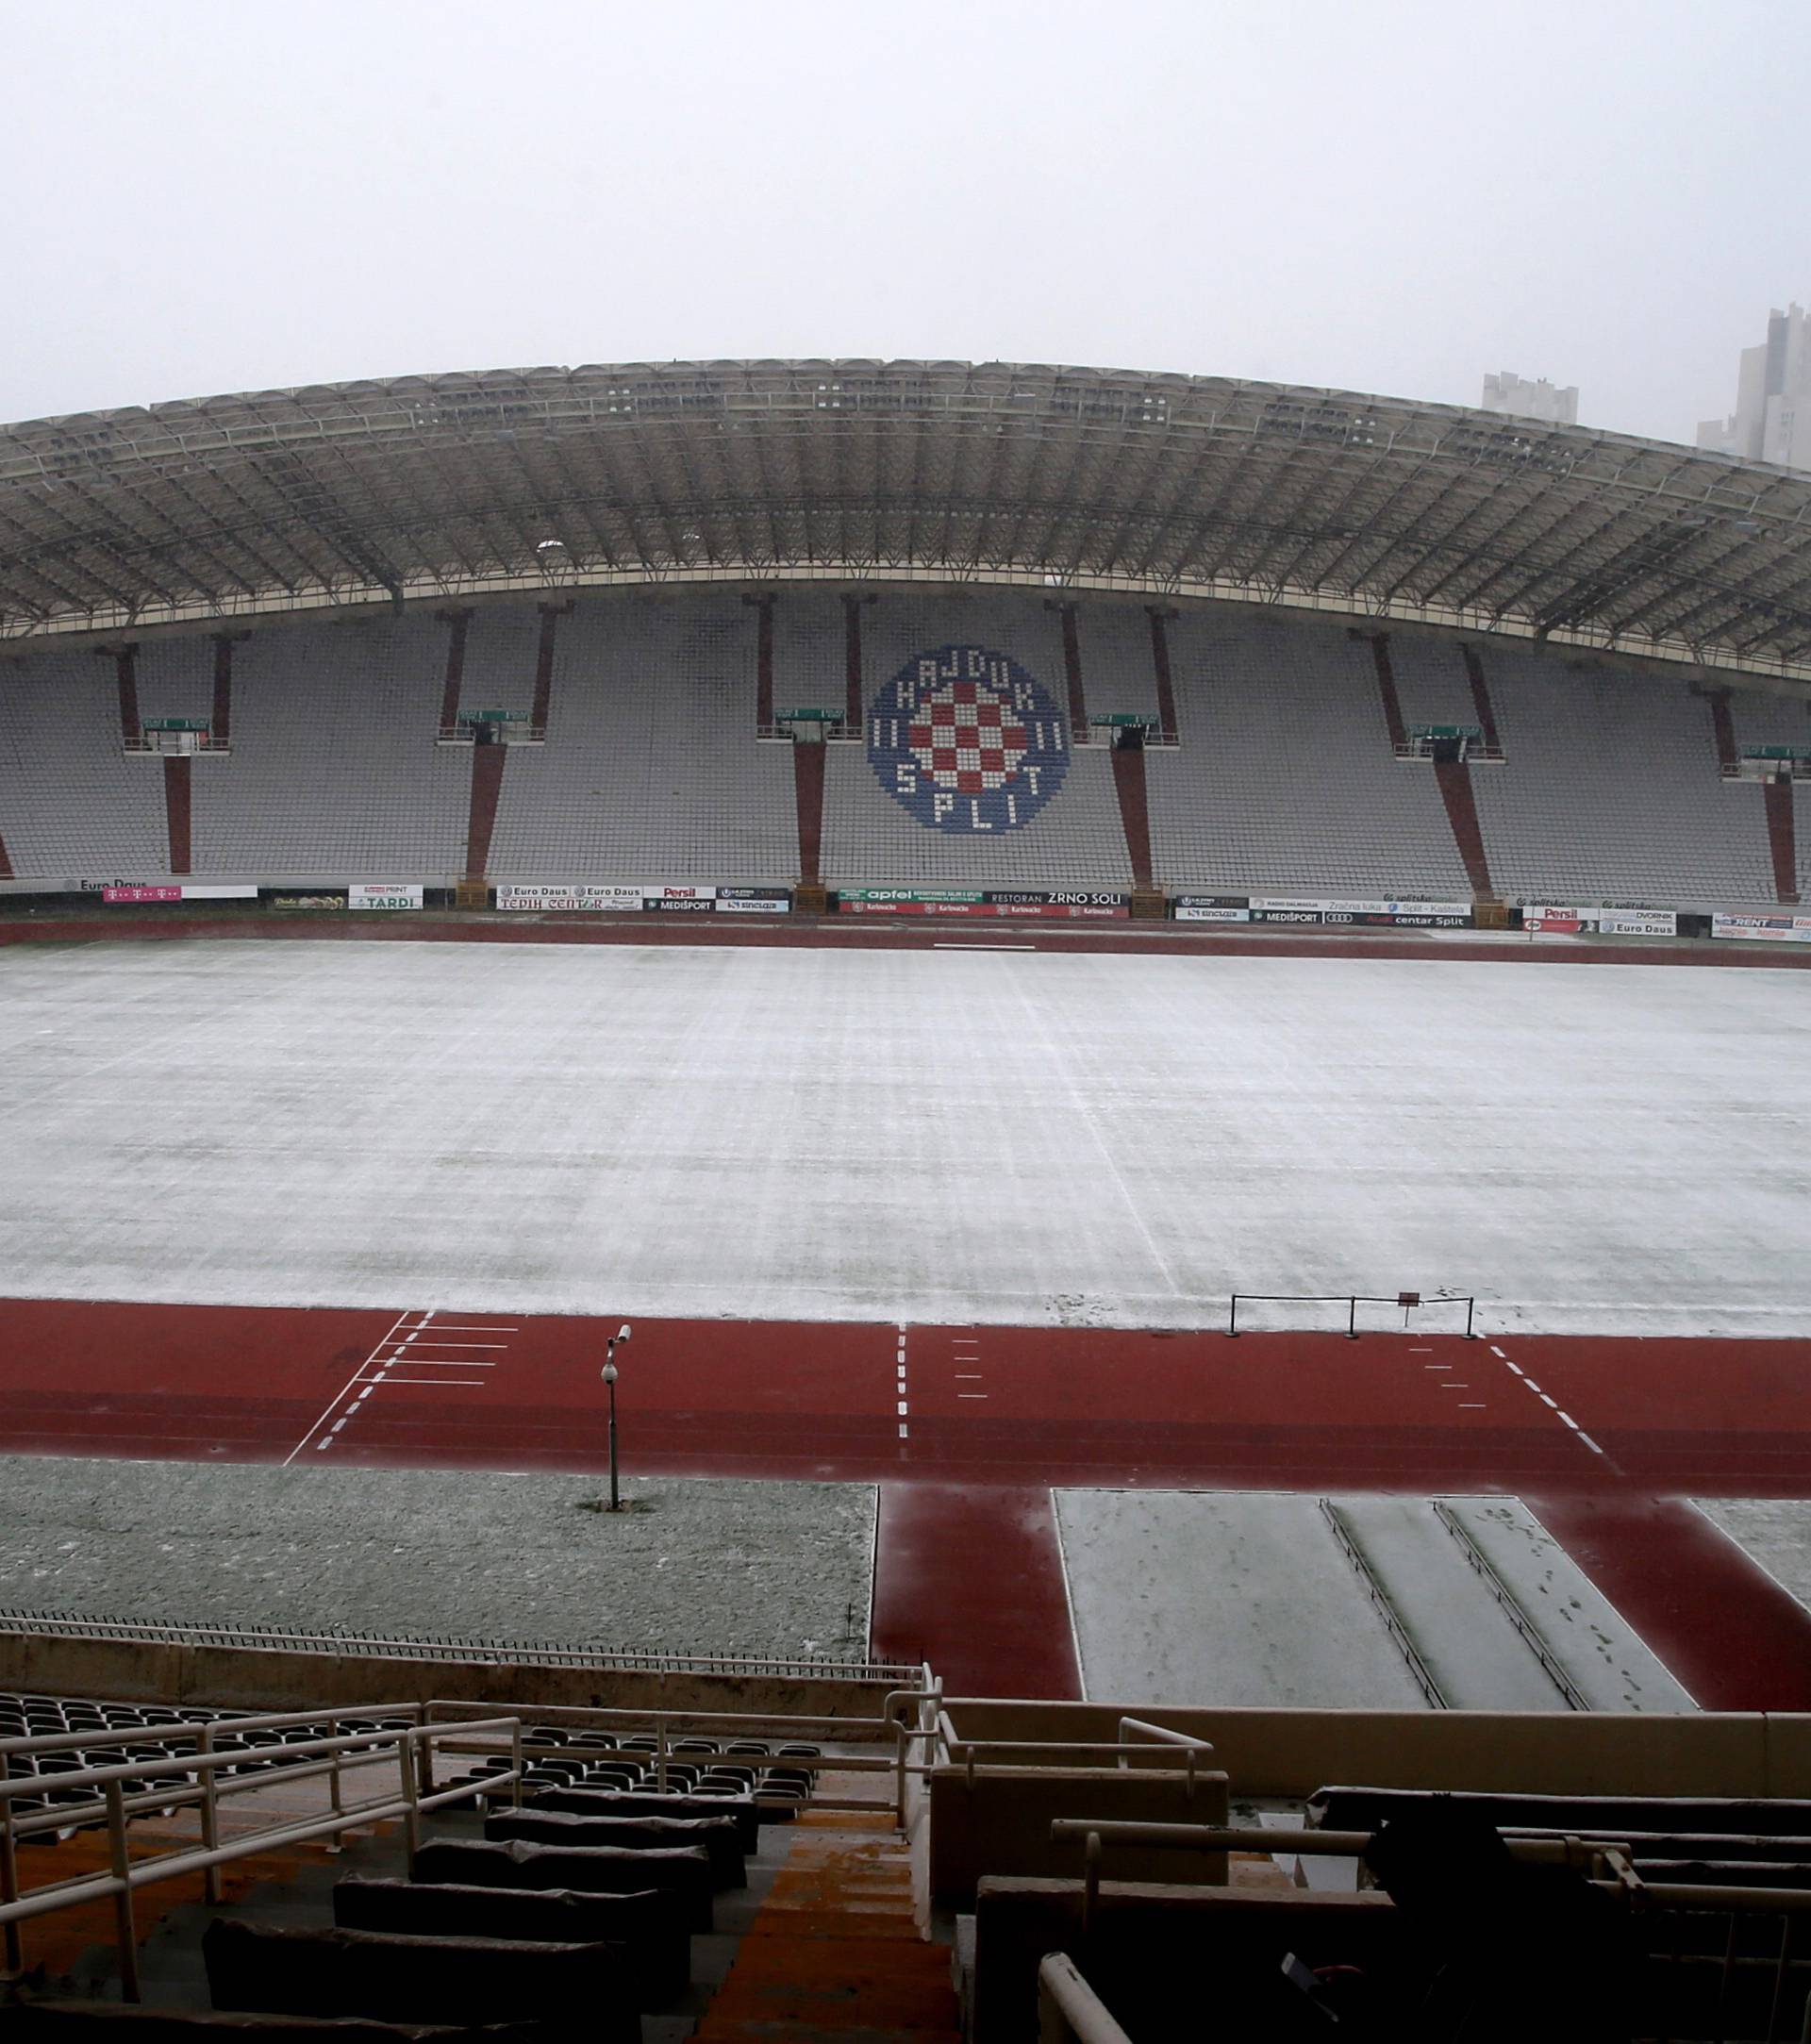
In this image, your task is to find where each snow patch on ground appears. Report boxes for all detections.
[1,939,1806,1336]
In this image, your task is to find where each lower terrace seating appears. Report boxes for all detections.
[487,597,796,884]
[192,616,467,880]
[1469,652,1776,906]
[1144,610,1473,898]
[816,591,1135,888]
[0,651,166,880]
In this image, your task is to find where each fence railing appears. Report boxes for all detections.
[1225,1291,1478,1338]
[0,1703,525,2000]
[0,1606,916,1683]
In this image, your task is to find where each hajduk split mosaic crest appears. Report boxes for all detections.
[869,644,1070,833]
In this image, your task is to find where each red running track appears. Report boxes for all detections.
[3,1298,1811,1704]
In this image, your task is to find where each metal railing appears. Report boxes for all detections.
[0,1606,918,1683]
[935,1711,1218,1799]
[0,1703,524,2000]
[1226,1290,1478,1338]
[428,1673,945,1831]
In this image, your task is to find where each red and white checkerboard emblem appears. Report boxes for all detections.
[907,678,1030,793]
[869,644,1070,834]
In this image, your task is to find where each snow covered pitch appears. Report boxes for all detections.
[1,938,1805,1337]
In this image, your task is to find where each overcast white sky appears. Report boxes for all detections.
[3,0,1803,444]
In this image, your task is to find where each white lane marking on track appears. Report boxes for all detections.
[1487,1345,1607,1459]
[286,1308,419,1466]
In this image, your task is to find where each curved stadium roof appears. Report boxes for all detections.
[2,358,1809,688]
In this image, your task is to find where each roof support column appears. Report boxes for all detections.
[106,644,141,748]
[744,592,776,733]
[1361,631,1409,753]
[1047,600,1088,736]
[210,633,244,749]
[532,601,572,739]
[1144,608,1179,747]
[1460,645,1503,756]
[842,594,872,733]
[437,609,472,739]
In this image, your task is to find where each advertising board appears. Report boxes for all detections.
[1522,906,1593,934]
[348,883,424,910]
[1712,912,1811,943]
[838,887,1127,918]
[494,885,643,911]
[716,890,792,913]
[1598,908,1677,937]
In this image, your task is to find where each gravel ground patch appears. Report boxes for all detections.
[0,1455,876,1660]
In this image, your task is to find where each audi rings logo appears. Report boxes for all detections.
[868,644,1070,834]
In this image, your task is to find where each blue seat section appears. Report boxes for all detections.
[810,591,1134,889]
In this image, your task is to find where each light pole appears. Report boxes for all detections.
[602,1323,632,1511]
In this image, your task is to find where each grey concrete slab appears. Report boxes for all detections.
[1054,1488,1429,1709]
[1326,1495,1567,1710]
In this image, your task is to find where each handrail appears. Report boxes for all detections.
[1038,1952,1133,2044]
[0,1711,524,1999]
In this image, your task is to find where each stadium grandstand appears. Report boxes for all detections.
[4,361,1811,2042]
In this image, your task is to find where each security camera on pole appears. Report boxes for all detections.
[601,1323,632,1511]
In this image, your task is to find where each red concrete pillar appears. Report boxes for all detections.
[111,644,141,746]
[465,742,507,882]
[1706,688,1738,774]
[531,601,571,738]
[437,609,471,737]
[1144,608,1179,746]
[209,635,238,748]
[1763,778,1800,906]
[1365,633,1409,752]
[747,593,776,731]
[841,594,868,731]
[1049,601,1087,734]
[793,737,825,886]
[1109,739,1154,889]
[163,756,191,875]
[1460,644,1503,755]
